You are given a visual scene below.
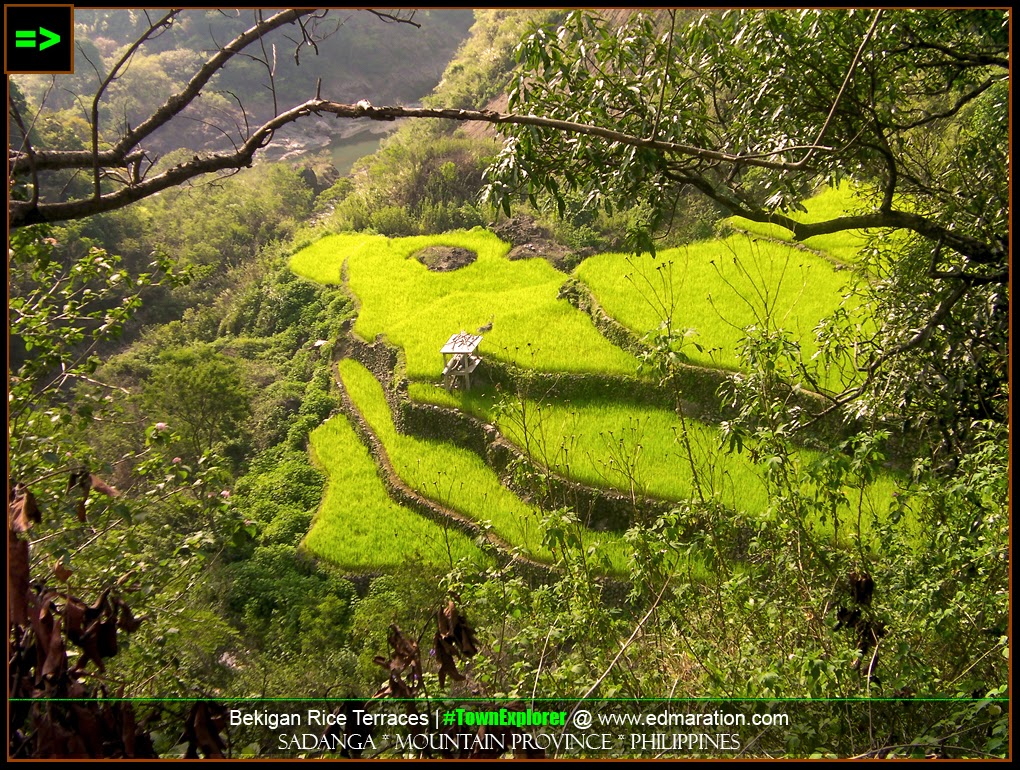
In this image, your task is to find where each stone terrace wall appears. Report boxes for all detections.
[331,347,631,601]
[337,332,674,533]
[332,349,556,586]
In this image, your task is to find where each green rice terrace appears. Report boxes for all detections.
[304,404,491,572]
[290,186,911,579]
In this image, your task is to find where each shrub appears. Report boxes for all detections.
[370,205,416,237]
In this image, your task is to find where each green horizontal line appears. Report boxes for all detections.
[9,697,1009,703]
[16,30,36,37]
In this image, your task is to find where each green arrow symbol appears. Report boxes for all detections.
[13,27,60,50]
[38,27,61,51]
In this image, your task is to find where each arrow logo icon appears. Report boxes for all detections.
[15,27,61,51]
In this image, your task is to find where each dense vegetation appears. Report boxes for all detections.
[9,7,1008,760]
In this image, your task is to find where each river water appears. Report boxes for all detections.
[329,134,386,176]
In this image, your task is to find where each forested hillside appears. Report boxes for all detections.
[8,8,1008,760]
[16,9,473,156]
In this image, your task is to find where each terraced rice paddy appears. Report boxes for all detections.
[407,382,902,541]
[293,185,906,574]
[574,234,857,391]
[303,410,491,571]
[340,359,633,575]
[290,229,642,381]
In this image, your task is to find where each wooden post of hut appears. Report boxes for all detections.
[441,331,482,391]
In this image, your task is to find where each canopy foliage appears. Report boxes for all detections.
[482,9,1009,458]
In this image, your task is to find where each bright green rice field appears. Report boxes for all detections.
[409,381,902,542]
[340,359,633,575]
[295,185,909,573]
[574,184,886,393]
[303,410,491,571]
[290,228,642,381]
[574,234,856,392]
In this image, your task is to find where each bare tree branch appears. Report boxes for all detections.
[11,92,814,177]
[89,10,179,200]
[9,9,320,177]
[799,9,883,167]
[7,99,1009,269]
[12,99,321,225]
[364,9,420,28]
[892,77,1001,131]
[7,94,40,211]
[665,167,1002,267]
[900,23,1009,69]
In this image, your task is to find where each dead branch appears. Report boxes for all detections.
[8,98,1009,268]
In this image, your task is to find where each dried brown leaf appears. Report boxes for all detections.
[71,704,105,756]
[35,716,79,757]
[39,610,68,680]
[9,533,31,626]
[67,470,90,493]
[68,589,119,672]
[68,470,91,521]
[439,601,478,657]
[455,619,479,657]
[89,586,114,616]
[438,600,455,636]
[97,615,119,658]
[64,596,87,638]
[374,625,423,699]
[123,701,158,758]
[184,702,227,759]
[9,483,41,532]
[75,628,105,673]
[89,474,121,498]
[53,560,73,582]
[849,571,875,605]
[116,600,143,632]
[389,624,419,666]
[433,631,465,688]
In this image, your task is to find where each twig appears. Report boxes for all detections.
[531,626,554,707]
[799,10,884,166]
[566,576,672,723]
